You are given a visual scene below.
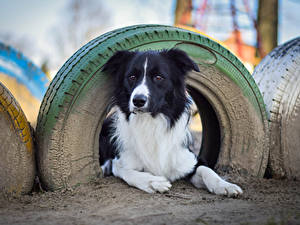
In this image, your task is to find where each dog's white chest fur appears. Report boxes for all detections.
[113,108,197,181]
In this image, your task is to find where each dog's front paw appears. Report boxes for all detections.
[150,178,172,193]
[195,166,243,197]
[210,180,243,197]
[138,176,172,194]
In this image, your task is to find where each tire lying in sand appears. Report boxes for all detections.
[0,82,35,195]
[36,25,269,191]
[253,37,300,179]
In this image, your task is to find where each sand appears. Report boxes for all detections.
[1,174,299,225]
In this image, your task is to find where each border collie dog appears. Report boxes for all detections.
[99,49,242,197]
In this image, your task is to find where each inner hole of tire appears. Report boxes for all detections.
[188,86,221,169]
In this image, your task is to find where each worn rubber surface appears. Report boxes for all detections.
[36,25,269,190]
[0,82,35,195]
[253,37,300,179]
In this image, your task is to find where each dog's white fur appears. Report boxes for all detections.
[110,107,242,196]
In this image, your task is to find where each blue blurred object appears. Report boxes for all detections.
[0,42,48,101]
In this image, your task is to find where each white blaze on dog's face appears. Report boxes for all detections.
[129,58,149,112]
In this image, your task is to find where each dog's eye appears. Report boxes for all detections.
[154,75,164,81]
[128,75,136,81]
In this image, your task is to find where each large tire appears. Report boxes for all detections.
[0,82,35,195]
[253,37,300,179]
[36,25,269,190]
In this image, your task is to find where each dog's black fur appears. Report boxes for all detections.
[99,49,201,171]
[101,49,199,124]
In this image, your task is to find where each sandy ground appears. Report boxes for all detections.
[0,121,299,224]
[1,174,299,225]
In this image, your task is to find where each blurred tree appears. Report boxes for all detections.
[0,32,38,61]
[52,0,110,66]
[41,60,51,80]
[174,0,193,26]
[257,0,278,57]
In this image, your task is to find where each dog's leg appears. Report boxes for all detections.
[112,158,171,193]
[190,166,243,197]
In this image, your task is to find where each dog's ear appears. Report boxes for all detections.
[162,49,200,74]
[102,50,135,76]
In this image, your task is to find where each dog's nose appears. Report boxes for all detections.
[133,94,147,108]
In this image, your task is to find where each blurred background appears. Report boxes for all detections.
[0,0,299,126]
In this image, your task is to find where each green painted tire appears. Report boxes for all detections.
[36,25,269,190]
[0,82,35,196]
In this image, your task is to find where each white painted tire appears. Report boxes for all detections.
[253,37,300,179]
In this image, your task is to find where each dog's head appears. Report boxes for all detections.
[102,49,199,124]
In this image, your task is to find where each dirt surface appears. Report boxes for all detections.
[1,174,299,225]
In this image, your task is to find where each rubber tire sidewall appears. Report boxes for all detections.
[0,82,35,195]
[253,37,300,179]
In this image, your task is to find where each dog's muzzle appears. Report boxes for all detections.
[131,94,149,113]
[133,94,147,108]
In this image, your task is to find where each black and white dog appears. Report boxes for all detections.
[99,49,242,196]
